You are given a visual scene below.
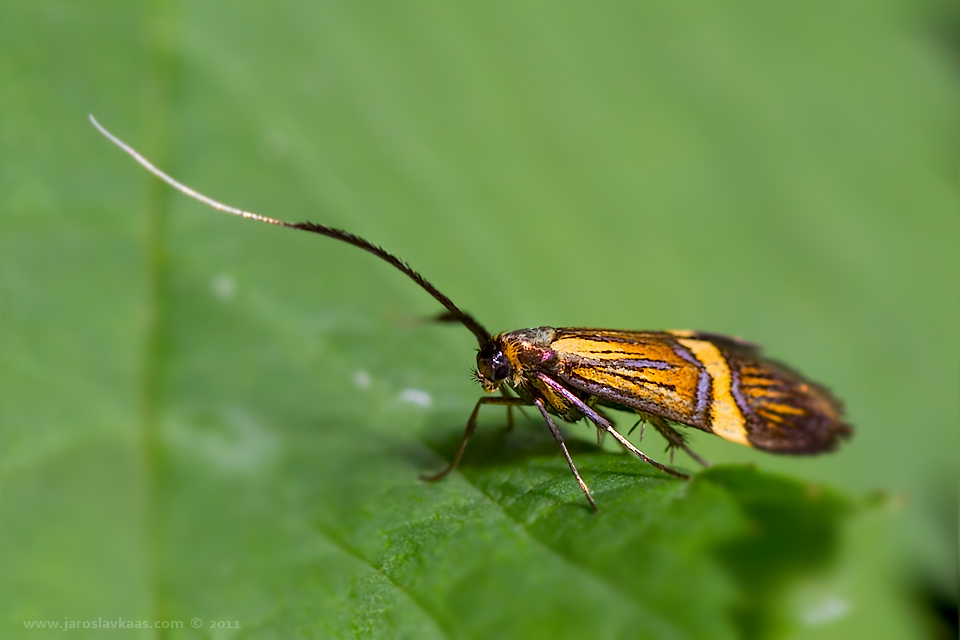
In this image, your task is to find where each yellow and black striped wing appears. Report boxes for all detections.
[549,328,851,453]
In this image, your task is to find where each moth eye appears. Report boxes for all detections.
[477,346,512,382]
[493,361,511,380]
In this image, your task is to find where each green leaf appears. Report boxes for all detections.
[704,467,852,639]
[2,0,956,638]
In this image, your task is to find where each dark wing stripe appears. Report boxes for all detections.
[670,342,711,416]
[557,331,658,345]
[593,357,674,369]
[725,350,852,453]
[569,367,678,392]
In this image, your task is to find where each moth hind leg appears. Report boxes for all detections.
[643,413,711,468]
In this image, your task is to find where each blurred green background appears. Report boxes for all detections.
[1,0,957,638]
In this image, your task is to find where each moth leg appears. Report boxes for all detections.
[627,418,646,440]
[499,386,532,432]
[534,398,598,512]
[646,415,711,468]
[593,406,614,446]
[421,396,530,482]
[535,373,689,480]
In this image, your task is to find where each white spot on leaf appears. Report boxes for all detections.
[802,597,850,626]
[353,370,371,388]
[166,407,280,474]
[400,389,432,408]
[212,275,236,299]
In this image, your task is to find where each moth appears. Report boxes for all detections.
[91,116,852,511]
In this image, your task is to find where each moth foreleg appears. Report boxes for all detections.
[499,386,532,432]
[421,395,530,482]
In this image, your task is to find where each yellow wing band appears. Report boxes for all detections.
[677,339,751,447]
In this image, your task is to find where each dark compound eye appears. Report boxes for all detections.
[477,344,512,381]
[492,357,511,380]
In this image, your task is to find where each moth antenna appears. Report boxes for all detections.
[90,115,491,347]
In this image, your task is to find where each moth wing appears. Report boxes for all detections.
[548,329,712,430]
[549,328,852,453]
[711,337,852,453]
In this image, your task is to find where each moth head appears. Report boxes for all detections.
[475,341,513,393]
